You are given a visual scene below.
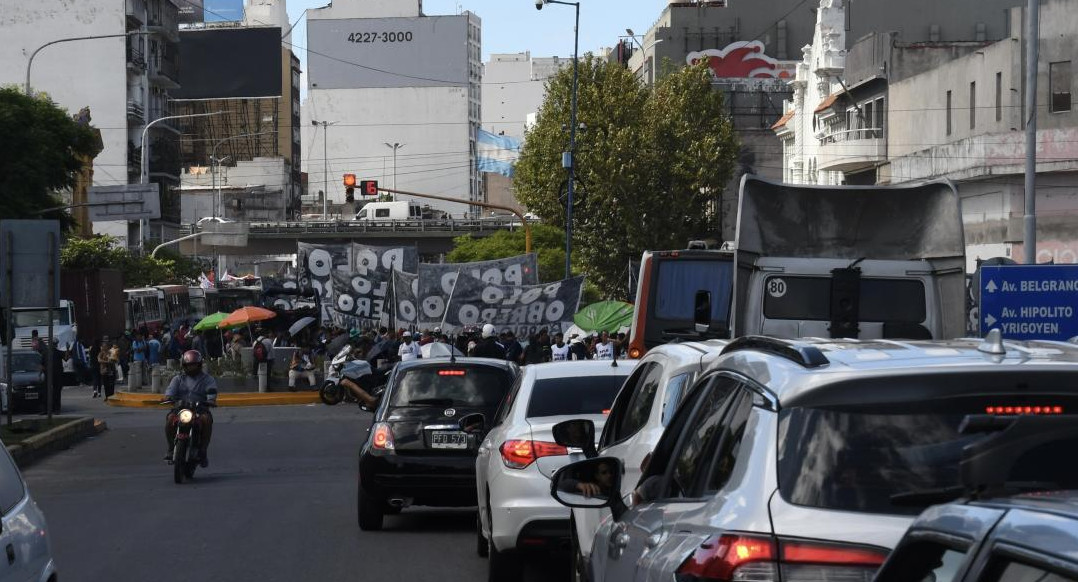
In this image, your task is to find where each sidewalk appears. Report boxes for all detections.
[107,390,320,408]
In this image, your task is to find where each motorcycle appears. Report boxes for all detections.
[320,346,383,407]
[162,399,214,484]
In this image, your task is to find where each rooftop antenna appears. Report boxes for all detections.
[978,329,1007,356]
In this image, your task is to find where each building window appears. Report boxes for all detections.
[863,101,873,134]
[996,72,1003,122]
[970,81,976,130]
[1050,61,1072,113]
[946,90,952,136]
[875,97,885,136]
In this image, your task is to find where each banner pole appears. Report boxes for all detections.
[440,269,462,332]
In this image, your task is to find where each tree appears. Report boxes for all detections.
[514,58,739,299]
[0,88,99,229]
[60,235,203,287]
[447,224,565,283]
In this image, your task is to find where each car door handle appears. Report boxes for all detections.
[6,543,14,565]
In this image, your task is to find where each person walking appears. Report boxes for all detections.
[594,331,616,360]
[131,332,148,389]
[551,333,570,362]
[397,331,421,362]
[98,340,119,401]
[523,329,552,365]
[89,338,103,397]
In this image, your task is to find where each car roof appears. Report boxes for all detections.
[711,336,1078,402]
[640,340,729,368]
[973,491,1078,518]
[523,360,636,380]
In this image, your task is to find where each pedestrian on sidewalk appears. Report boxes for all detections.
[99,340,119,401]
[89,338,103,397]
[131,332,148,388]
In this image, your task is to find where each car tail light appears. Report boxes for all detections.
[676,535,887,582]
[371,422,395,452]
[985,405,1064,415]
[438,370,466,376]
[499,439,568,469]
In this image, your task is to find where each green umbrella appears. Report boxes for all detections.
[193,312,230,331]
[573,301,635,334]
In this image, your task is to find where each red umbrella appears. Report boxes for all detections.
[218,306,276,329]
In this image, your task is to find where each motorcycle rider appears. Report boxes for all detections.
[163,350,218,467]
[337,335,381,409]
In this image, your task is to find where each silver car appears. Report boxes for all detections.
[552,334,1078,582]
[566,340,727,578]
[0,440,57,582]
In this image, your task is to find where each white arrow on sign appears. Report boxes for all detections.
[985,280,998,293]
[985,314,998,327]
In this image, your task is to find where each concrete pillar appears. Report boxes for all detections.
[258,362,268,393]
[151,365,164,394]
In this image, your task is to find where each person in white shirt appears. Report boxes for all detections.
[398,331,421,362]
[551,333,570,362]
[595,331,616,360]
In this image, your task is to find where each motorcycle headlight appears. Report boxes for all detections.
[178,409,195,424]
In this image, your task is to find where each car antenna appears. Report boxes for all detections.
[611,342,618,368]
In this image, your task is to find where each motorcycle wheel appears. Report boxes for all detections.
[184,459,197,479]
[173,440,188,484]
[320,382,344,406]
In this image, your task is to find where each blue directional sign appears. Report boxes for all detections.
[980,265,1078,341]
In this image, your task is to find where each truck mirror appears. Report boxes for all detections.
[694,291,712,333]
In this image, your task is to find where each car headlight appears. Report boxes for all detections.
[178,409,195,424]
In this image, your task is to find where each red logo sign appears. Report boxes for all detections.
[688,41,795,79]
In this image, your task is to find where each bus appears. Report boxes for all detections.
[125,288,165,333]
[625,248,734,359]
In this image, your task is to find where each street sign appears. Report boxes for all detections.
[0,220,60,309]
[360,180,378,196]
[88,184,161,221]
[979,264,1078,341]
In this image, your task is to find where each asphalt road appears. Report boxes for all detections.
[20,386,568,582]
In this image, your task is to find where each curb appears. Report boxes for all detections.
[5,416,107,468]
[106,391,322,408]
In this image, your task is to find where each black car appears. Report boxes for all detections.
[4,350,46,414]
[357,357,518,531]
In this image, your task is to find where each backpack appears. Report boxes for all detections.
[253,341,267,362]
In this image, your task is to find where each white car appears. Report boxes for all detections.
[566,340,727,579]
[475,360,635,581]
[0,439,57,582]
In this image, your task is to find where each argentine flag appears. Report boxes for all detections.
[477,129,523,178]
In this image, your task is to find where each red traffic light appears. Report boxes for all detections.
[360,180,379,196]
[343,173,357,187]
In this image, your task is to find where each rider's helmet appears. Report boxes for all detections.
[181,350,204,376]
[482,323,496,339]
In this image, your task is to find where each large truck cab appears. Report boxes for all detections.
[4,300,78,350]
[729,175,967,340]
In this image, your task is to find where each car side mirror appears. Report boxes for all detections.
[694,290,712,334]
[459,412,486,435]
[550,457,624,510]
[552,419,597,458]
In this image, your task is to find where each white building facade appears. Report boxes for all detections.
[301,0,481,218]
[0,0,184,248]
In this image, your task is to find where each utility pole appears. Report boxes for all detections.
[312,120,336,219]
[384,142,405,195]
[1023,0,1040,264]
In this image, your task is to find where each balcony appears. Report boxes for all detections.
[149,53,180,88]
[147,1,180,42]
[126,0,147,26]
[126,42,146,73]
[127,99,145,123]
[817,128,886,172]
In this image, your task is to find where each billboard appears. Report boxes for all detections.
[174,28,283,99]
[178,0,204,24]
[307,16,469,89]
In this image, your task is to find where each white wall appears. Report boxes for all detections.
[301,86,474,216]
[483,53,564,139]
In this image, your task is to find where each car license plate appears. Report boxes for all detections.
[23,392,38,400]
[431,431,467,449]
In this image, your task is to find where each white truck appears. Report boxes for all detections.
[354,201,423,221]
[3,300,78,351]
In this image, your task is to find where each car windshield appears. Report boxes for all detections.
[10,354,41,373]
[389,366,512,408]
[778,393,1078,515]
[526,373,627,418]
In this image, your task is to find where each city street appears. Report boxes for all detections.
[20,387,567,582]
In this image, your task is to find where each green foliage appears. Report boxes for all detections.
[514,58,739,299]
[447,224,565,283]
[0,88,99,229]
[61,235,203,287]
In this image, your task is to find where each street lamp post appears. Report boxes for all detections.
[384,142,405,194]
[537,0,580,280]
[312,120,337,219]
[25,32,148,95]
[138,111,224,253]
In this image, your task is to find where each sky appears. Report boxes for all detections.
[286,0,668,94]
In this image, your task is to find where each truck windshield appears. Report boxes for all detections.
[12,309,71,327]
[653,259,733,323]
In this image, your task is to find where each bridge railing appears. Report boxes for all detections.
[179,217,529,237]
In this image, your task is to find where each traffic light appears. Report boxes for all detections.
[360,180,379,197]
[343,173,356,203]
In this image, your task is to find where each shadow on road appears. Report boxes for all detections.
[379,508,477,533]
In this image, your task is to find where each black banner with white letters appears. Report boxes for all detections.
[415,255,538,329]
[442,274,584,337]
